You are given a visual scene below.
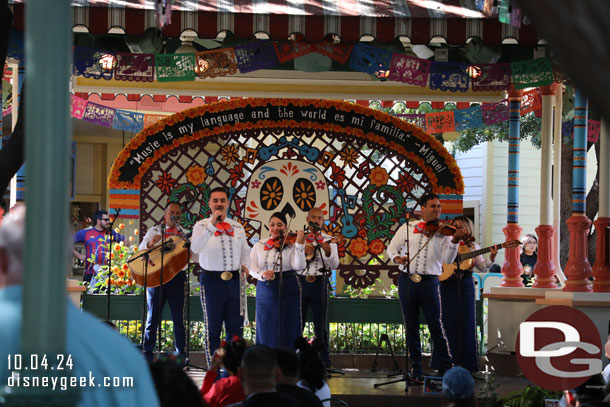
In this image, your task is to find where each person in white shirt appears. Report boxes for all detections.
[191,187,251,364]
[139,202,187,361]
[250,212,305,349]
[297,207,340,368]
[387,193,470,381]
[440,216,496,376]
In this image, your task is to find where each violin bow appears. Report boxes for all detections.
[271,216,293,272]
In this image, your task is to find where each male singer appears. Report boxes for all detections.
[191,187,250,364]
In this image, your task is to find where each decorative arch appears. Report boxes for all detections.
[108,98,464,288]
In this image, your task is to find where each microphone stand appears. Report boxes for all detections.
[271,218,292,348]
[157,220,166,357]
[178,223,205,371]
[105,208,121,322]
[454,249,464,369]
[374,211,416,392]
[310,225,344,376]
[276,231,285,348]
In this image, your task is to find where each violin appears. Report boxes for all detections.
[423,220,474,243]
[267,232,299,249]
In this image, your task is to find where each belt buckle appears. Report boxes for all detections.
[410,274,422,283]
[268,273,276,281]
[306,275,316,283]
[220,271,233,281]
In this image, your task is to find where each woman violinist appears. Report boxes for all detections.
[249,212,306,349]
[440,215,496,377]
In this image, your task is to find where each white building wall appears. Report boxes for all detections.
[483,139,598,264]
[454,144,484,242]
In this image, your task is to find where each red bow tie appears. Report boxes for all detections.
[413,222,427,234]
[214,222,234,237]
[306,234,325,245]
[264,238,279,250]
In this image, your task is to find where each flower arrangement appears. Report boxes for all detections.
[87,224,143,295]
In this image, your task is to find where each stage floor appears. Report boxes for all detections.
[186,368,531,407]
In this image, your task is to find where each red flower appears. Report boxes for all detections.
[396,172,416,193]
[229,161,245,187]
[348,238,368,258]
[155,171,177,194]
[329,162,346,189]
[368,239,385,256]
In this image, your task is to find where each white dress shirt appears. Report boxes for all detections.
[138,225,183,251]
[297,233,340,276]
[191,217,250,271]
[249,240,306,281]
[387,221,458,276]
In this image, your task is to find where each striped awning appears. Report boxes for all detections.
[9,0,539,44]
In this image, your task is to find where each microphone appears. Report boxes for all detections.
[170,216,179,222]
[216,215,222,223]
[308,221,321,231]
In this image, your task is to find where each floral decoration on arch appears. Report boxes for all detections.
[186,165,207,186]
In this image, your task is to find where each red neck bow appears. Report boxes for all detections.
[413,222,427,234]
[306,234,325,245]
[264,237,279,250]
[214,222,234,237]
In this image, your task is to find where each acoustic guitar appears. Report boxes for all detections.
[439,239,521,282]
[127,236,189,288]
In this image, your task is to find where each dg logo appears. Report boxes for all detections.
[516,305,602,391]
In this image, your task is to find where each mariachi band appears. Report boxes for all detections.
[125,188,495,376]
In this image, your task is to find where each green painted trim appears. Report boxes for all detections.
[82,295,405,324]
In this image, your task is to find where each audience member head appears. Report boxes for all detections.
[92,210,110,230]
[452,216,474,239]
[521,234,538,255]
[218,335,247,375]
[275,348,300,385]
[565,373,606,406]
[239,345,278,394]
[442,367,475,406]
[0,205,25,287]
[149,356,203,407]
[295,337,326,391]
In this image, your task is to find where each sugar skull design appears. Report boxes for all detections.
[245,159,330,232]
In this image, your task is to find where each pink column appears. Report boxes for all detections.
[501,223,525,287]
[563,217,593,291]
[592,218,610,292]
[593,120,610,291]
[533,84,557,288]
[563,88,592,292]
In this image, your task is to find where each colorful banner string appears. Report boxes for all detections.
[63,92,600,142]
[63,40,557,92]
